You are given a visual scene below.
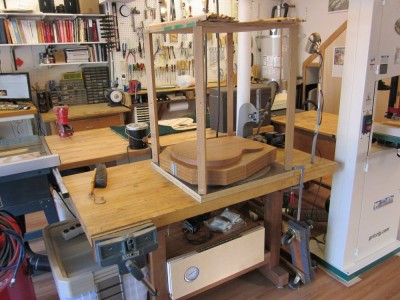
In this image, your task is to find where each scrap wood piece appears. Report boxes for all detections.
[261,17,305,23]
[206,13,238,23]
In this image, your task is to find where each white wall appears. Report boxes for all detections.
[293,0,348,77]
[0,0,90,91]
[251,0,347,79]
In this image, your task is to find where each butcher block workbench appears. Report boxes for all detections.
[272,110,338,160]
[40,103,130,135]
[64,149,337,299]
[44,127,225,171]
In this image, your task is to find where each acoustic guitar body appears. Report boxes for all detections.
[159,136,277,186]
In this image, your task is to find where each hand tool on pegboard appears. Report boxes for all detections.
[131,7,140,31]
[100,15,116,50]
[171,0,176,20]
[158,0,167,41]
[111,2,121,51]
[145,0,156,20]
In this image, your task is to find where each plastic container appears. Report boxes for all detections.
[43,221,147,300]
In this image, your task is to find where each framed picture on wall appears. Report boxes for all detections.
[328,0,349,13]
[332,46,345,77]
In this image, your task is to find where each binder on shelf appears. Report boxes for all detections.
[39,0,56,13]
[64,0,79,14]
[0,19,7,44]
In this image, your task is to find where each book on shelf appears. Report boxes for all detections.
[0,16,102,45]
[3,19,12,44]
[65,46,90,63]
[36,20,43,43]
[6,19,17,44]
[16,19,26,44]
[20,20,39,44]
[39,44,107,65]
[10,18,22,44]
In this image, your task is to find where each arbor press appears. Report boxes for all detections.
[54,106,73,137]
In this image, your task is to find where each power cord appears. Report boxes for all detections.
[309,177,323,222]
[182,214,213,245]
[55,190,76,219]
[182,227,213,245]
[0,211,25,289]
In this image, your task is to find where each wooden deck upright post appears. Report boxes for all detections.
[227,32,235,136]
[144,32,161,164]
[193,26,208,195]
[283,26,299,170]
[258,191,289,287]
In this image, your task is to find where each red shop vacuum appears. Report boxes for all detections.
[0,212,36,300]
[54,105,74,137]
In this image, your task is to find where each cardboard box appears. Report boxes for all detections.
[53,50,66,63]
[78,0,99,14]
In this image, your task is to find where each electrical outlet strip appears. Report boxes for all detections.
[61,223,84,240]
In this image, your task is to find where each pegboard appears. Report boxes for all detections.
[105,0,234,90]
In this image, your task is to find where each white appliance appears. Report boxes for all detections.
[43,221,148,300]
[313,0,400,281]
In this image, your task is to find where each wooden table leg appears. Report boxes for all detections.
[148,227,169,300]
[258,191,289,287]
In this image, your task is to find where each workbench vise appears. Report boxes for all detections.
[94,222,158,296]
[54,106,74,137]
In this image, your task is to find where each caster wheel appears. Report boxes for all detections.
[311,259,318,269]
[288,274,301,289]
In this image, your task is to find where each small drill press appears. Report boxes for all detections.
[54,106,74,137]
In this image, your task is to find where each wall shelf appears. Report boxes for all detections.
[38,61,108,68]
[0,41,106,47]
[0,12,105,20]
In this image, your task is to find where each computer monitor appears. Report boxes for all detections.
[0,73,32,104]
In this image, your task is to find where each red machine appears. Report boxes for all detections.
[54,106,74,137]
